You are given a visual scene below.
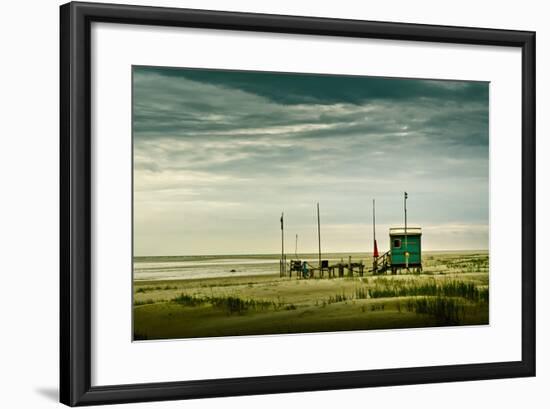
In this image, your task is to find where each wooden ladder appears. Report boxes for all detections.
[373,251,391,274]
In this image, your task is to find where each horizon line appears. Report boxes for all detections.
[134,249,489,258]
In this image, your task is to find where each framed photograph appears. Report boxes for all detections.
[60,1,535,406]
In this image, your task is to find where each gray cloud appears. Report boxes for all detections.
[133,66,489,256]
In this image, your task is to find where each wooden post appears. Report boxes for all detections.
[348,255,352,276]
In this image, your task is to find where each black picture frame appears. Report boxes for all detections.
[60,1,536,406]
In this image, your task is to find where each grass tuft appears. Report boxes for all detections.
[134,298,157,306]
[369,279,487,302]
[413,296,465,325]
[171,293,275,314]
[136,285,178,294]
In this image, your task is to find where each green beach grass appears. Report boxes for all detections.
[133,251,489,340]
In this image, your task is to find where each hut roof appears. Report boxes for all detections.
[389,227,422,236]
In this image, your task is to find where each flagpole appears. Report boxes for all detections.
[373,198,378,274]
[280,212,285,277]
[404,192,408,270]
[373,199,376,245]
[317,202,321,276]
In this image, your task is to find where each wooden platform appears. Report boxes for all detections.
[286,257,365,279]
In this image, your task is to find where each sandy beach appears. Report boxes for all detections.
[133,251,489,340]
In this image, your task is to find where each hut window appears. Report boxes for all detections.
[393,239,401,248]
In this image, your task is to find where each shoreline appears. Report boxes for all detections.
[133,250,489,282]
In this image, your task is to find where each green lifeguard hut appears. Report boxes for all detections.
[389,227,422,273]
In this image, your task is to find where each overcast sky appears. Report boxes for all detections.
[133,66,489,256]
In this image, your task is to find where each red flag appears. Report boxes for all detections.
[373,239,379,258]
